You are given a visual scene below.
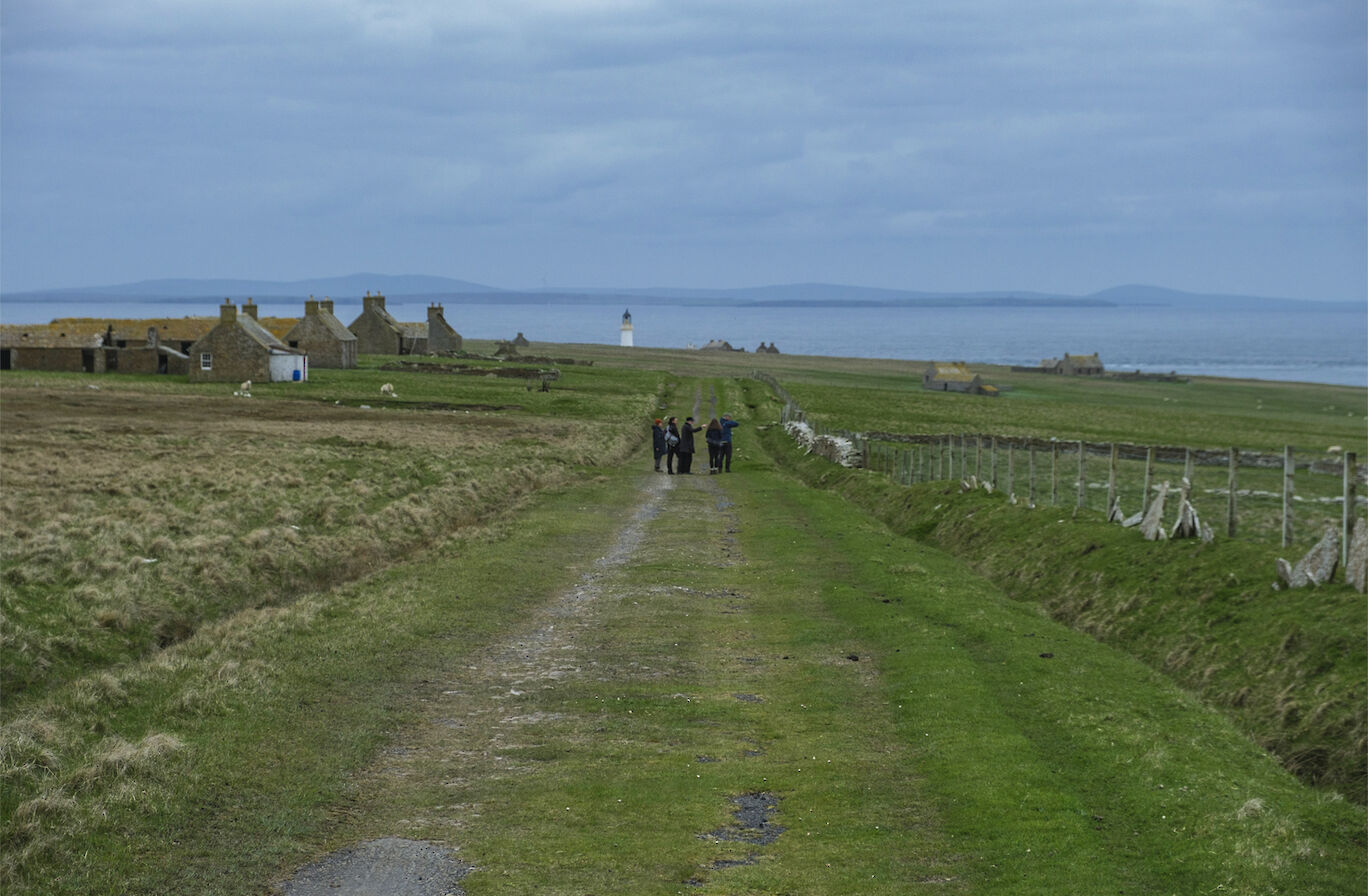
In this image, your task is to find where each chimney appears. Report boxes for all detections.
[363,293,385,312]
[305,297,320,316]
[242,299,259,320]
[220,301,237,323]
[321,297,334,314]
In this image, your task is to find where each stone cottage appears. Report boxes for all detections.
[699,338,741,351]
[187,301,308,383]
[348,293,406,354]
[1043,352,1105,376]
[922,361,998,396]
[284,298,358,368]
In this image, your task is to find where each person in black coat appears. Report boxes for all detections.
[665,417,681,474]
[705,418,724,473]
[677,416,703,473]
[651,418,667,471]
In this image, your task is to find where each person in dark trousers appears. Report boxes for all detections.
[652,418,667,471]
[664,417,681,474]
[720,413,740,471]
[705,418,724,473]
[677,416,702,473]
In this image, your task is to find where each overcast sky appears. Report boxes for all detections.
[2,0,1364,300]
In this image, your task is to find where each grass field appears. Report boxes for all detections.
[1,348,1364,893]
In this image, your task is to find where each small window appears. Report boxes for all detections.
[200,353,212,370]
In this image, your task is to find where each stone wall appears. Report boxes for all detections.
[3,347,104,373]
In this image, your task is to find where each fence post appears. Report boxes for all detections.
[1282,445,1295,548]
[1226,448,1239,537]
[1143,446,1155,514]
[1184,448,1194,485]
[1029,444,1037,506]
[1345,452,1358,568]
[1051,442,1060,506]
[1007,443,1015,497]
[1107,443,1119,515]
[975,436,983,479]
[990,437,998,488]
[1076,441,1087,509]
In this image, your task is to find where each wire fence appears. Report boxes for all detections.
[756,371,1365,559]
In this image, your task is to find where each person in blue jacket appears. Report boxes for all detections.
[719,413,741,472]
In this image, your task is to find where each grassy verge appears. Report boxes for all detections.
[759,423,1367,802]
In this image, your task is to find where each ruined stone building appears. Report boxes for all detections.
[0,322,188,374]
[285,298,358,368]
[348,293,459,355]
[1043,352,1105,375]
[922,361,998,396]
[426,303,462,353]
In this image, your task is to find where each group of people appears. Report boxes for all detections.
[652,414,740,474]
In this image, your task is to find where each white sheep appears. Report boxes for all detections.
[234,379,252,398]
[1327,445,1342,454]
[380,383,396,398]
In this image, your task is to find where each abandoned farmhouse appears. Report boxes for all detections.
[0,293,462,383]
[922,361,999,396]
[1011,352,1106,376]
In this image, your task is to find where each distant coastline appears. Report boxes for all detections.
[2,273,1362,316]
[2,292,1363,388]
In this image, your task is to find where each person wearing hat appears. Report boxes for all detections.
[651,418,667,471]
[677,416,703,473]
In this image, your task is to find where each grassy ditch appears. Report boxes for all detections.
[759,424,1367,803]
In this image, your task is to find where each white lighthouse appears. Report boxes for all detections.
[620,309,634,347]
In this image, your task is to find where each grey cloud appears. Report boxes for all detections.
[0,0,1362,298]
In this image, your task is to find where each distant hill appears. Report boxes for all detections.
[551,282,1082,306]
[2,275,1360,312]
[1083,284,1358,311]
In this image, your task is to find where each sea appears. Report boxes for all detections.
[3,295,1365,388]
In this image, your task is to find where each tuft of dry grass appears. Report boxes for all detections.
[0,384,643,703]
[73,733,186,792]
